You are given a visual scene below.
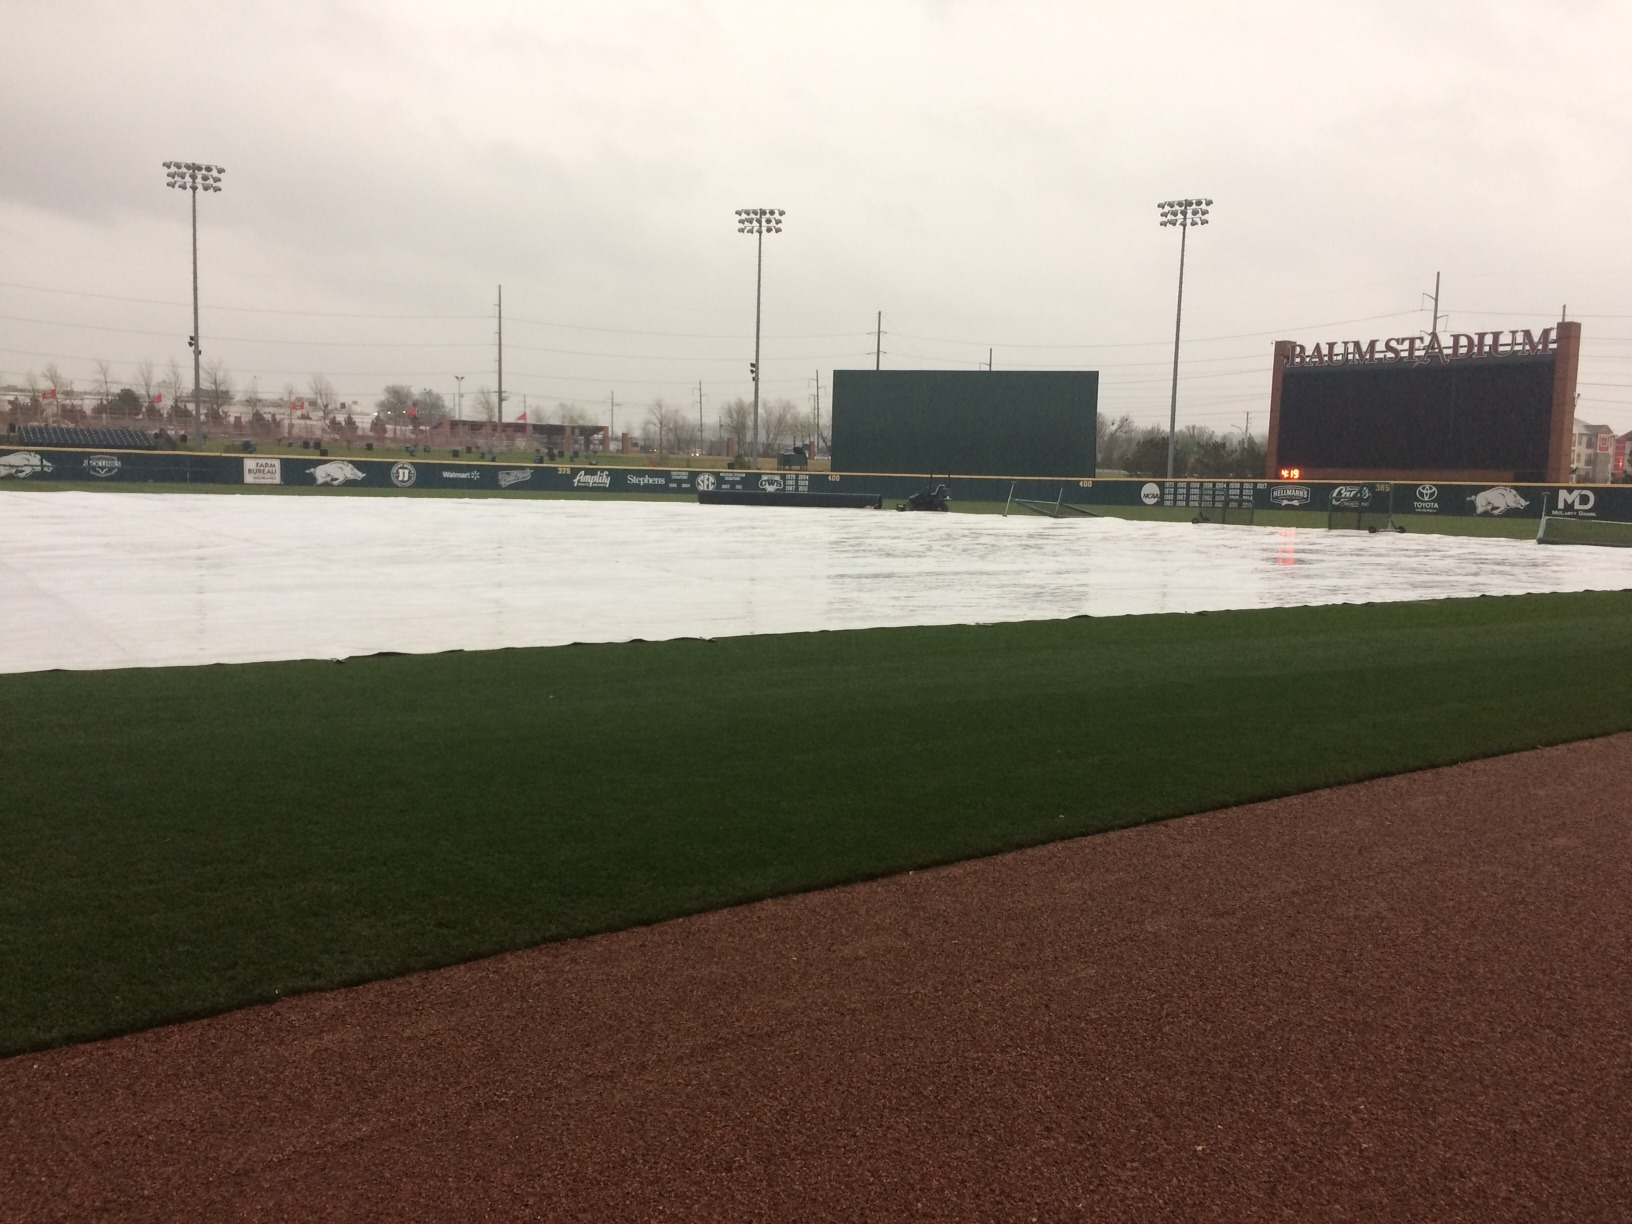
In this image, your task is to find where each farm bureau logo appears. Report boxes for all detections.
[1330,484,1372,509]
[497,469,532,488]
[0,451,52,478]
[1469,487,1528,516]
[83,454,122,478]
[1139,482,1161,505]
[572,470,611,489]
[759,475,784,492]
[390,462,417,487]
[694,473,717,492]
[310,460,365,486]
[1269,484,1310,506]
[626,473,667,487]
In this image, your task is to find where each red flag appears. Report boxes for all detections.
[154,392,164,404]
[41,388,57,399]
[517,411,527,422]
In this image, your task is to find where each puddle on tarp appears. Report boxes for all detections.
[3,491,1629,674]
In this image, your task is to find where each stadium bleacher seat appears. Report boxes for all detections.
[18,425,159,450]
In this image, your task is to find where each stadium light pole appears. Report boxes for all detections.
[1158,197,1210,479]
[164,161,225,445]
[736,207,784,465]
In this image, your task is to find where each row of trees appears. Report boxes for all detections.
[1097,414,1267,478]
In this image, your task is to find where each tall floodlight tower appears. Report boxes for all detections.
[1157,197,1211,479]
[735,207,784,464]
[164,161,226,443]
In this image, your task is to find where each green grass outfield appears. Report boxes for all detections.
[5,591,1632,1055]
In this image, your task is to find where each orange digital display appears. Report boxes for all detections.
[1279,467,1301,479]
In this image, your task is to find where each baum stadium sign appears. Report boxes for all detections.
[1284,327,1556,367]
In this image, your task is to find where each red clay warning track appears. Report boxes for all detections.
[5,735,1632,1220]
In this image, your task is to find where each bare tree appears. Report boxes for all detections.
[645,397,683,455]
[135,360,157,411]
[93,359,114,420]
[164,359,188,424]
[40,364,70,419]
[307,374,337,426]
[205,359,235,423]
[669,413,700,455]
[472,386,497,422]
[760,397,800,454]
[718,397,752,454]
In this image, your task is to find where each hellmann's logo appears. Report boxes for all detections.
[1269,485,1310,506]
[572,470,612,489]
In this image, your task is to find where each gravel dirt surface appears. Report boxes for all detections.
[5,735,1631,1221]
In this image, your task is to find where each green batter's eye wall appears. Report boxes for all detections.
[830,370,1098,478]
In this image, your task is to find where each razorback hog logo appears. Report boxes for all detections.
[0,451,53,478]
[310,460,365,486]
[1470,486,1528,516]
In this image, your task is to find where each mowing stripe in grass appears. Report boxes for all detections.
[3,590,1632,1055]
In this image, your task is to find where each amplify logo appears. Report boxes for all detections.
[83,454,122,478]
[496,469,532,488]
[572,470,611,489]
[1269,484,1310,506]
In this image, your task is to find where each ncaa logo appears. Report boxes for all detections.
[1139,482,1161,505]
[390,462,417,487]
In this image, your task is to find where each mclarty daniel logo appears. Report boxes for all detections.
[626,473,668,487]
[1269,484,1310,506]
[572,470,611,489]
[83,454,122,477]
[1554,488,1597,517]
[390,462,417,487]
[497,469,532,488]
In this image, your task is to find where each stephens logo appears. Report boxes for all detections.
[83,454,122,478]
[390,462,417,487]
[626,474,668,487]
[1140,482,1161,505]
[694,473,717,492]
[496,469,532,488]
[1330,484,1372,508]
[1269,484,1310,506]
[572,470,612,489]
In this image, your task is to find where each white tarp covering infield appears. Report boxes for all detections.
[4,491,1631,674]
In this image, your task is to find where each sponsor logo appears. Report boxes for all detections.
[1411,482,1439,512]
[572,470,612,489]
[1330,484,1372,508]
[758,475,784,492]
[1555,488,1597,516]
[311,460,365,486]
[439,469,482,481]
[496,468,532,488]
[1416,484,1438,502]
[83,454,122,478]
[1139,482,1161,505]
[625,473,668,487]
[694,473,717,492]
[243,457,282,485]
[1469,486,1528,516]
[1269,484,1310,506]
[390,462,418,487]
[0,451,53,479]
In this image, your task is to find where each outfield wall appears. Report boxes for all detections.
[2,447,1629,525]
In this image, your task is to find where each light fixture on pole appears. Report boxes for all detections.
[1157,197,1210,479]
[163,161,226,444]
[735,207,784,465]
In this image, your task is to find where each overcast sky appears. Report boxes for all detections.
[4,0,1631,433]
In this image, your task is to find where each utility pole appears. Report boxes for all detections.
[875,311,882,370]
[812,369,821,456]
[163,161,224,445]
[495,285,503,449]
[1423,271,1443,337]
[987,347,993,371]
[696,380,705,457]
[609,391,616,454]
[1158,197,1212,480]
